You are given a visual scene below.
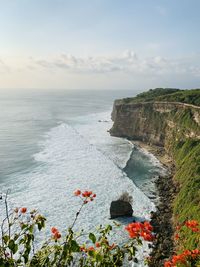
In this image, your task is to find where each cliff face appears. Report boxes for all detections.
[110,100,200,149]
[110,98,200,254]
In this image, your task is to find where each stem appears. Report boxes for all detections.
[4,189,13,258]
[5,190,11,239]
[57,199,86,266]
[71,201,85,230]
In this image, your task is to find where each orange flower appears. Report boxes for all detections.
[164,261,172,267]
[192,249,199,255]
[51,227,59,234]
[176,225,181,231]
[95,242,101,248]
[51,227,61,240]
[183,250,191,256]
[191,227,199,233]
[174,233,180,240]
[140,231,154,241]
[125,221,154,241]
[53,231,61,240]
[144,221,153,231]
[82,191,93,197]
[88,246,95,251]
[185,220,199,228]
[20,207,27,213]
[74,189,81,196]
[172,254,186,265]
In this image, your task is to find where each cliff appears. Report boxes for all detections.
[110,100,200,148]
[110,88,200,257]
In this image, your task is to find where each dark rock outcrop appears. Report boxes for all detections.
[148,173,178,267]
[110,200,133,219]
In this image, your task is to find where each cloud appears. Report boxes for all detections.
[31,50,142,74]
[1,52,200,90]
[3,51,200,84]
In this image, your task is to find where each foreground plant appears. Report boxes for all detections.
[0,189,154,266]
[164,220,200,267]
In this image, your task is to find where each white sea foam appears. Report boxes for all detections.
[1,110,157,266]
[71,110,133,169]
[4,120,155,266]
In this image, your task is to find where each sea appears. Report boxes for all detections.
[0,89,166,266]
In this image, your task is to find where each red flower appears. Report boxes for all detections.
[185,220,199,228]
[174,233,180,240]
[176,225,181,231]
[140,231,154,241]
[82,191,93,197]
[74,189,81,196]
[92,194,96,198]
[192,249,199,255]
[53,232,61,240]
[95,242,101,248]
[164,261,172,267]
[172,254,186,265]
[129,231,139,238]
[88,246,95,251]
[191,227,199,233]
[144,221,153,231]
[51,227,59,234]
[20,207,27,214]
[51,227,61,240]
[125,221,154,241]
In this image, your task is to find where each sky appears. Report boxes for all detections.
[0,0,200,90]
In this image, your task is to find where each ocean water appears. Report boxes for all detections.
[0,89,164,266]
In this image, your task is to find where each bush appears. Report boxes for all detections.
[118,191,133,205]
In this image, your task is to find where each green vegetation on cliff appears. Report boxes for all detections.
[123,88,200,106]
[172,138,200,250]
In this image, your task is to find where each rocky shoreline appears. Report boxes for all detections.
[132,142,178,267]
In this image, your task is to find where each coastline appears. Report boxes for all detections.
[131,141,177,266]
[131,141,174,171]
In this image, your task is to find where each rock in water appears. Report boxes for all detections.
[110,200,133,219]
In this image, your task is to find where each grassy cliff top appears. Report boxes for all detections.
[122,88,200,106]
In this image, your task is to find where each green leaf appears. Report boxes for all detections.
[8,239,18,254]
[23,245,31,263]
[8,240,15,250]
[89,233,96,244]
[128,246,135,256]
[3,235,9,244]
[95,253,103,262]
[88,250,95,257]
[71,240,80,252]
[13,244,18,254]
